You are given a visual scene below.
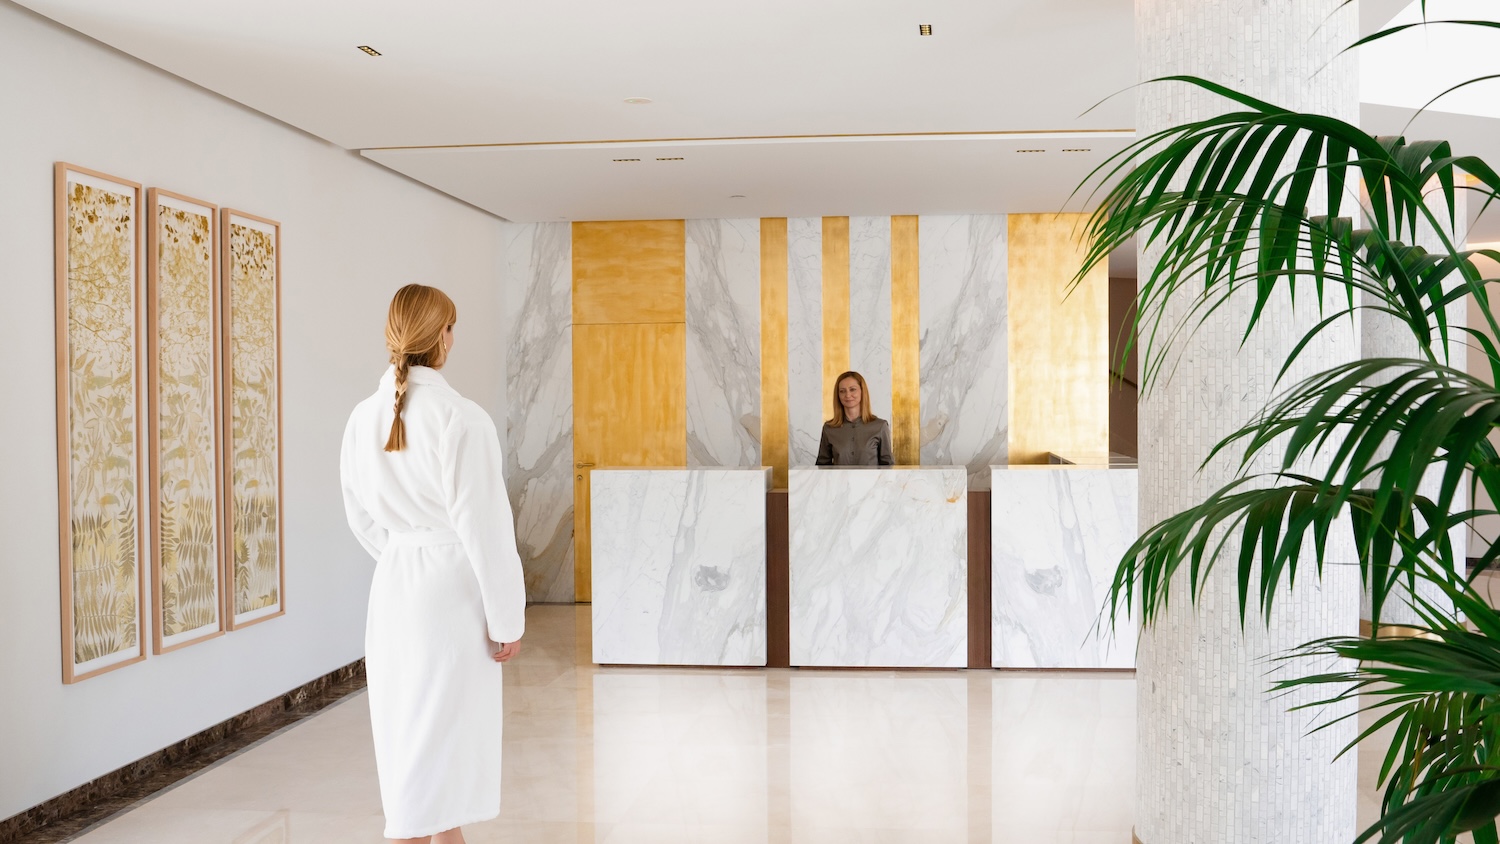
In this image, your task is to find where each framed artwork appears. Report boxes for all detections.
[147,188,225,653]
[221,209,285,628]
[54,162,147,683]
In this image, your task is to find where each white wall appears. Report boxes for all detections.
[0,2,506,819]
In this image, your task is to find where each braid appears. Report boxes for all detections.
[381,283,456,453]
[383,356,411,452]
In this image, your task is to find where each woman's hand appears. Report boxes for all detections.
[492,641,522,663]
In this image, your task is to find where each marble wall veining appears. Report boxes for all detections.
[848,217,893,421]
[787,218,825,466]
[686,219,762,468]
[991,467,1138,669]
[500,222,576,603]
[788,467,968,667]
[919,215,1009,488]
[590,468,770,666]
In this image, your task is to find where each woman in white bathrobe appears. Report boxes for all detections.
[340,284,526,844]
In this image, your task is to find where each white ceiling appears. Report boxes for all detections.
[14,0,1137,222]
[12,0,1135,149]
[18,0,1497,241]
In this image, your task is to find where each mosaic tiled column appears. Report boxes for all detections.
[1134,2,1362,842]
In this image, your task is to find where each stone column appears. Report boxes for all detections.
[1134,2,1362,842]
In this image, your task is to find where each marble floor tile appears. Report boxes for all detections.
[64,605,1407,843]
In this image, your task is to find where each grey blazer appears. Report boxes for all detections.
[815,417,894,466]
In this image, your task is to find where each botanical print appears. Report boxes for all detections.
[65,180,140,666]
[156,203,220,641]
[228,221,281,619]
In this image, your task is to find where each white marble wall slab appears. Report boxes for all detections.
[789,466,967,667]
[591,468,770,666]
[500,222,575,603]
[991,465,1138,669]
[849,216,893,421]
[787,218,824,466]
[686,218,762,468]
[920,215,1008,488]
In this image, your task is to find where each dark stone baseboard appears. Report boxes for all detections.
[0,658,367,844]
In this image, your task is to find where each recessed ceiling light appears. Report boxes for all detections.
[655,157,684,161]
[612,158,641,162]
[356,45,381,56]
[1061,148,1092,153]
[918,24,933,36]
[1016,148,1045,153]
[730,195,746,199]
[624,97,653,105]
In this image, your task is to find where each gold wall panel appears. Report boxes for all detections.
[572,220,686,325]
[890,215,921,466]
[760,218,790,488]
[572,322,687,601]
[1007,213,1110,464]
[821,217,851,405]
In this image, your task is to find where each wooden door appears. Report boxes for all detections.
[571,221,686,602]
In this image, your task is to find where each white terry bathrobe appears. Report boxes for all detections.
[340,365,526,839]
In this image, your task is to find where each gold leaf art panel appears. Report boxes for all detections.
[149,190,224,652]
[54,164,146,683]
[223,210,284,628]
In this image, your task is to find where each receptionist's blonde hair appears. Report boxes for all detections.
[827,370,877,427]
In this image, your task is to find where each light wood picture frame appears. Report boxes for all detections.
[220,209,285,629]
[147,188,226,653]
[54,162,147,683]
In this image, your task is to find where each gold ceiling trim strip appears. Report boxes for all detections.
[890,216,921,466]
[362,128,1136,152]
[760,219,790,489]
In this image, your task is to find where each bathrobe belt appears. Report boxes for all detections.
[386,529,464,548]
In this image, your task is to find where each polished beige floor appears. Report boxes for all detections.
[71,605,1398,843]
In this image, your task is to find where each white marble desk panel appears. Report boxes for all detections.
[788,466,968,668]
[591,467,772,666]
[990,464,1138,669]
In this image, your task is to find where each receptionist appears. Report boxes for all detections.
[815,370,895,467]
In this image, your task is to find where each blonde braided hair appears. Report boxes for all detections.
[383,284,457,452]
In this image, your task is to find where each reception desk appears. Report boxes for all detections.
[788,466,968,668]
[590,467,772,666]
[990,463,1138,669]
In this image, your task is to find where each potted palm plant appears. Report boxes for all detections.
[1076,12,1500,844]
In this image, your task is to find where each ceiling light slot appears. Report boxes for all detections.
[612,158,640,162]
[918,24,933,35]
[1016,148,1046,153]
[655,157,684,161]
[1061,148,1092,152]
[356,45,381,56]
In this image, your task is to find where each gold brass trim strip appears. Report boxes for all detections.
[362,128,1137,153]
[761,219,790,488]
[890,215,921,465]
[821,217,851,413]
[1359,619,1440,640]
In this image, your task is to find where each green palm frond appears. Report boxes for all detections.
[1070,76,1500,387]
[1276,579,1500,843]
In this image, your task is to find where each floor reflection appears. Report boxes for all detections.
[74,606,1137,843]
